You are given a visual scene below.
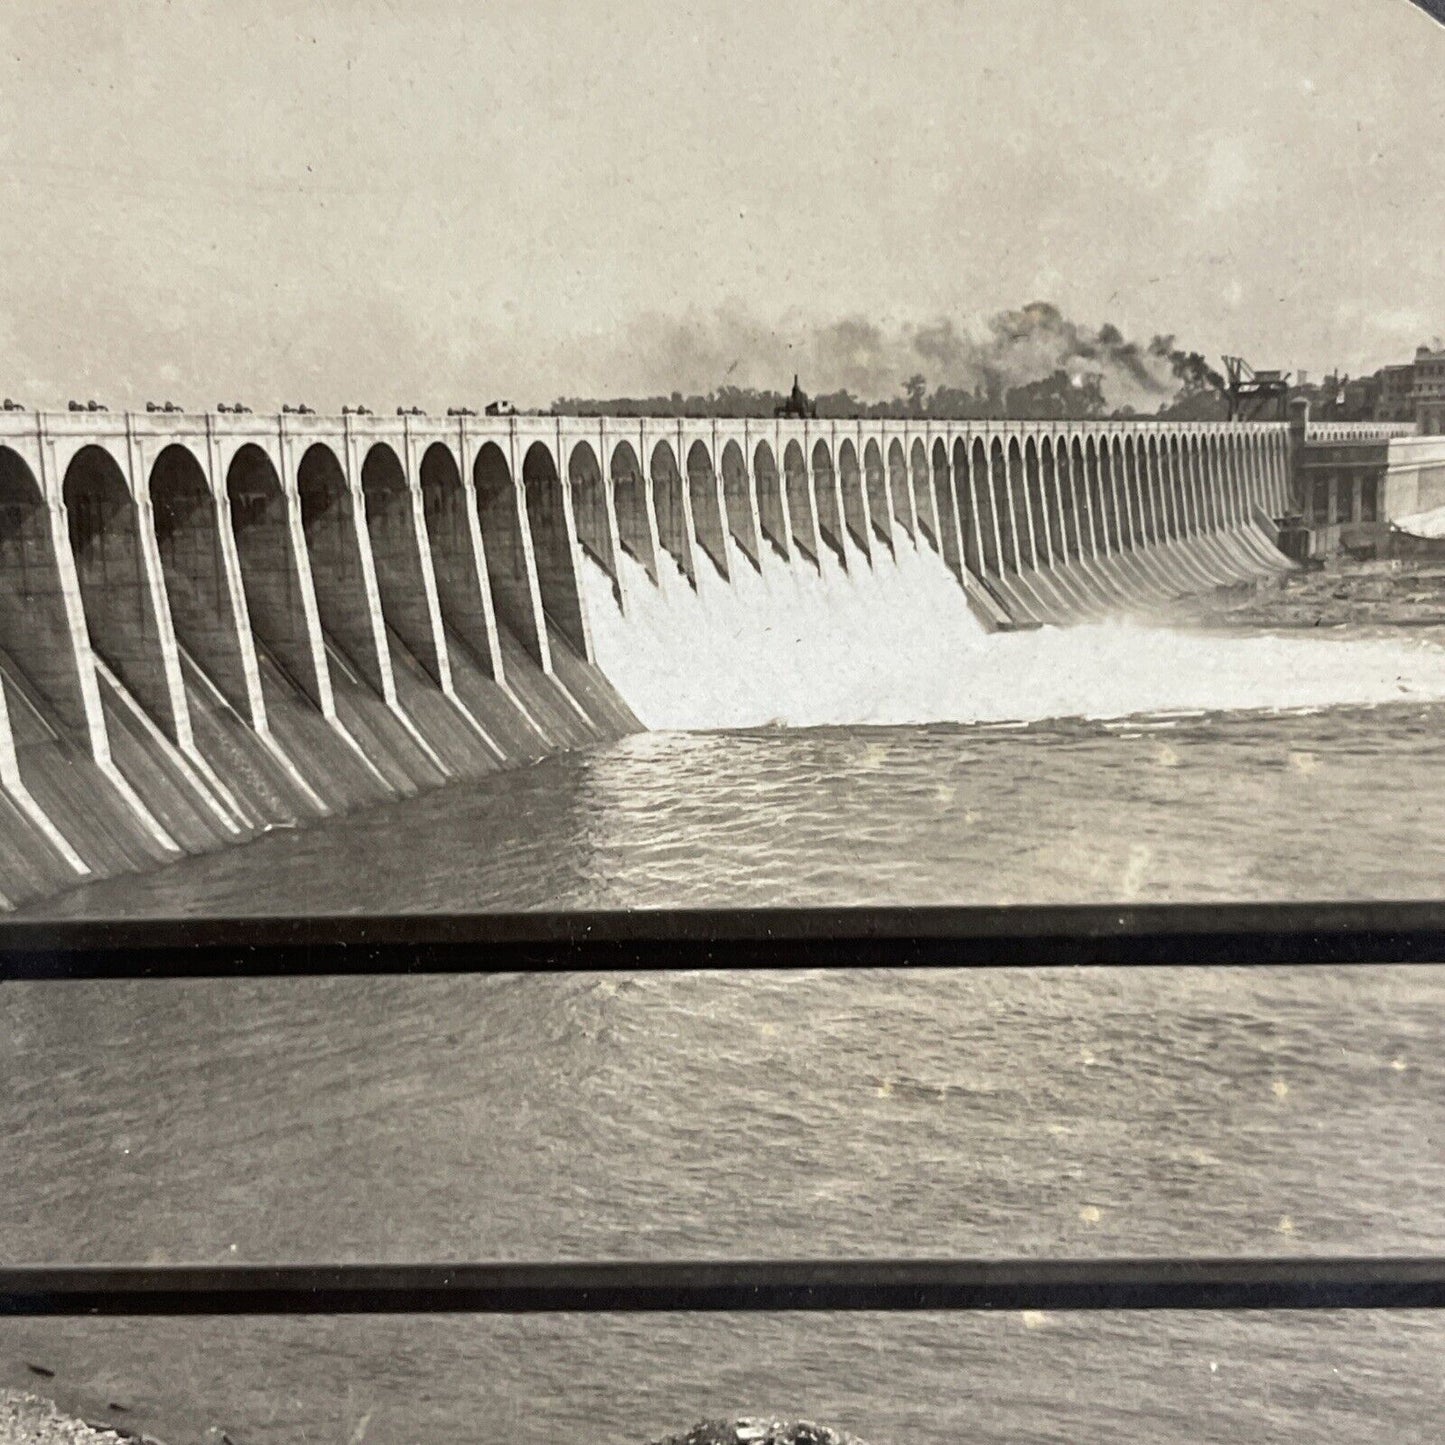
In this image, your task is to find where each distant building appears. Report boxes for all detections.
[1375,362,1417,423]
[1411,346,1445,434]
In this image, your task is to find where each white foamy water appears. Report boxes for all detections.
[579,531,1445,729]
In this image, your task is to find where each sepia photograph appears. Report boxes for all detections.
[4,0,1445,1441]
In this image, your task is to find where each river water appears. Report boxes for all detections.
[8,548,1445,1439]
[3,969,1445,1443]
[20,536,1445,916]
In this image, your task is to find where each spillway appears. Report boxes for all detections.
[0,407,1426,912]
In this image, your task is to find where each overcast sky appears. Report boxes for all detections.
[1,0,1442,411]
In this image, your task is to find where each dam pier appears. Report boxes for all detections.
[0,408,1370,910]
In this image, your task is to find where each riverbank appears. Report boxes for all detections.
[0,1388,166,1445]
[0,1392,864,1445]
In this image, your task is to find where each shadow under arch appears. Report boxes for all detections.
[420,442,497,676]
[609,441,657,584]
[862,439,892,553]
[910,439,936,549]
[0,446,91,736]
[650,440,694,586]
[837,440,870,559]
[751,441,788,561]
[474,442,543,665]
[226,444,327,710]
[782,441,818,565]
[887,440,913,540]
[1070,436,1095,555]
[1144,435,1170,541]
[1043,436,1077,560]
[1086,436,1115,552]
[1111,436,1138,548]
[522,441,589,659]
[63,444,182,741]
[686,440,729,580]
[297,442,387,696]
[719,439,760,570]
[969,436,999,575]
[931,437,962,581]
[952,436,981,575]
[569,441,620,607]
[990,437,1018,571]
[1023,437,1053,566]
[1006,437,1034,568]
[361,442,445,687]
[149,443,253,719]
[810,440,847,568]
[1166,436,1188,537]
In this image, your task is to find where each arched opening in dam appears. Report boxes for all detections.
[1183,436,1204,535]
[419,443,495,676]
[1091,438,1118,551]
[837,440,871,559]
[609,442,657,585]
[1140,436,1164,544]
[1045,438,1078,561]
[1073,438,1098,555]
[953,438,982,576]
[685,440,729,580]
[1109,438,1136,549]
[225,445,326,710]
[1153,435,1176,542]
[719,440,761,570]
[863,439,893,552]
[360,443,445,687]
[1196,437,1218,532]
[567,442,619,606]
[63,444,181,741]
[782,441,818,566]
[752,442,789,561]
[1206,435,1226,530]
[932,438,962,582]
[149,444,253,719]
[522,441,589,658]
[910,439,937,549]
[0,446,91,738]
[985,439,1012,572]
[297,443,387,696]
[1126,437,1150,546]
[1158,436,1182,540]
[473,442,543,665]
[888,440,914,541]
[971,437,1000,576]
[810,440,847,568]
[1006,439,1035,569]
[649,441,695,586]
[1023,439,1053,568]
[1165,437,1187,537]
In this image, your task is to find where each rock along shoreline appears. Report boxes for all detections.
[1,1393,869,1445]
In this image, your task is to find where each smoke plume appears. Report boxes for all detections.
[560,300,1221,418]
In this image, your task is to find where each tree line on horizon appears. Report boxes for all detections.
[551,349,1229,424]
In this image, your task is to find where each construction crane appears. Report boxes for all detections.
[1220,357,1291,422]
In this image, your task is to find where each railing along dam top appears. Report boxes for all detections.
[0,409,1292,446]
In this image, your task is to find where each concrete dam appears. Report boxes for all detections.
[0,409,1298,909]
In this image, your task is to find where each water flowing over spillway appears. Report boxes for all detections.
[580,535,1445,729]
[1,406,1438,911]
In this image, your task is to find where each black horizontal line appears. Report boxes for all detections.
[4,903,1445,977]
[5,1259,1445,1315]
[8,901,1445,982]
